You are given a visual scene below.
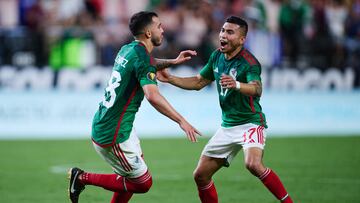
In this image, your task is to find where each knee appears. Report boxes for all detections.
[137,176,153,193]
[245,160,264,176]
[193,169,210,185]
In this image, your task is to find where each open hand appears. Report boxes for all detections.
[220,74,236,89]
[173,50,197,65]
[179,120,202,142]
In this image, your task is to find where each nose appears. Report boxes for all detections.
[219,32,225,39]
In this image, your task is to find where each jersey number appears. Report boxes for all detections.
[219,81,228,97]
[103,71,121,108]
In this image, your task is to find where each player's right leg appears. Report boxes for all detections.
[193,155,224,203]
[194,127,241,203]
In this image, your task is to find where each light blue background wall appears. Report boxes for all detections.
[1,88,359,139]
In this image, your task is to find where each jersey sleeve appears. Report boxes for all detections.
[134,59,158,87]
[246,64,262,82]
[199,51,216,81]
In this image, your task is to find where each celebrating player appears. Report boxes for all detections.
[68,11,201,203]
[157,16,293,203]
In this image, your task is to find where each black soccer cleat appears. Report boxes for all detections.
[68,167,85,203]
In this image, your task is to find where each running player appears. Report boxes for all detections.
[157,16,293,203]
[68,11,200,203]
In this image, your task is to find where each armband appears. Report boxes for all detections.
[235,81,241,90]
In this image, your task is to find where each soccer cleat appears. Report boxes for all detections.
[68,167,85,203]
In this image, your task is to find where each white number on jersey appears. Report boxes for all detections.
[220,70,237,97]
[115,55,128,68]
[219,81,229,97]
[103,71,121,108]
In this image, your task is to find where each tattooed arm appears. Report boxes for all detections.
[154,50,197,70]
[154,58,176,70]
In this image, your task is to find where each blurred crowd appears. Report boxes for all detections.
[0,0,359,71]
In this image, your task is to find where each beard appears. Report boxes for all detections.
[151,35,162,47]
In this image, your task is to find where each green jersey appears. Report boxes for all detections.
[200,48,267,128]
[92,41,157,147]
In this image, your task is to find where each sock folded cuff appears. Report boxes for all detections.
[127,170,152,184]
[281,193,289,201]
[259,168,271,180]
[198,180,214,191]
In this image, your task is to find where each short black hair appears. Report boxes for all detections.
[129,11,158,36]
[225,16,248,36]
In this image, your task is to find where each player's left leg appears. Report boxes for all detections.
[79,169,152,193]
[68,168,149,203]
[68,129,151,203]
[68,167,85,203]
[242,125,293,203]
[77,133,153,194]
[244,147,293,202]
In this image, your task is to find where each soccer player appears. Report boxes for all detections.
[68,11,201,203]
[157,16,293,203]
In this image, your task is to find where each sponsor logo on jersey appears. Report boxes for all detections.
[147,72,156,81]
[115,55,128,68]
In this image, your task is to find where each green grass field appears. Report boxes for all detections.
[0,136,360,203]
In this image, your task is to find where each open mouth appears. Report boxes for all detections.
[220,40,228,48]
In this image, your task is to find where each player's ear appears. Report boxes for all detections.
[239,35,246,44]
[145,29,151,39]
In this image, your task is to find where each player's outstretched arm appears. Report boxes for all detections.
[157,68,211,90]
[220,74,262,97]
[154,50,197,70]
[142,84,201,142]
